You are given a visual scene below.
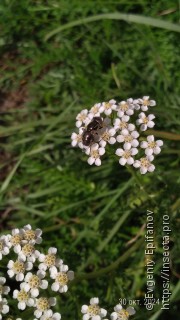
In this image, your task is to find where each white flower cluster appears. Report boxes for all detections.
[71,96,163,174]
[81,299,136,320]
[0,225,74,320]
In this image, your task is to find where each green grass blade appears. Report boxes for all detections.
[45,13,180,40]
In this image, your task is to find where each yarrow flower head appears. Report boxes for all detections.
[20,271,48,297]
[81,297,107,320]
[38,247,62,272]
[34,297,56,318]
[111,304,136,320]
[0,224,74,319]
[50,265,74,293]
[7,259,33,281]
[13,287,35,310]
[72,96,163,174]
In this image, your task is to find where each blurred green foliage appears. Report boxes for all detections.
[0,0,180,319]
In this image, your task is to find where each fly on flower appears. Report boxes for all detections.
[71,97,163,173]
[82,117,103,147]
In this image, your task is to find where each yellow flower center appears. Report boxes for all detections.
[91,150,99,159]
[123,151,131,159]
[24,230,36,241]
[77,134,82,142]
[13,261,25,274]
[104,102,111,109]
[22,244,35,256]
[120,103,128,111]
[56,272,68,285]
[140,158,150,167]
[44,254,56,267]
[28,275,40,288]
[124,135,132,142]
[17,289,29,302]
[143,99,150,106]
[119,121,128,129]
[78,113,87,121]
[88,305,100,316]
[37,297,50,311]
[11,234,22,246]
[117,309,130,320]
[142,116,148,124]
[91,105,99,114]
[148,141,156,148]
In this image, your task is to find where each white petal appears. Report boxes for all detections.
[115,148,124,156]
[148,164,155,172]
[99,140,106,148]
[145,148,153,156]
[119,157,127,166]
[133,161,140,168]
[154,146,161,154]
[76,120,82,128]
[128,123,135,131]
[48,247,57,255]
[124,142,131,150]
[114,304,123,312]
[95,158,101,166]
[7,270,14,278]
[148,114,155,120]
[18,301,26,310]
[109,137,116,144]
[90,297,99,305]
[87,157,95,165]
[150,100,156,106]
[81,305,88,313]
[31,288,39,297]
[41,280,48,289]
[131,148,138,156]
[140,124,147,131]
[16,273,24,282]
[111,312,118,320]
[51,282,60,292]
[141,105,148,111]
[100,308,107,316]
[92,316,101,320]
[140,167,147,174]
[127,157,134,165]
[131,131,139,139]
[71,140,77,147]
[116,135,124,143]
[83,315,90,320]
[27,298,35,307]
[117,110,124,118]
[147,135,154,142]
[148,155,154,162]
[99,147,105,156]
[140,141,148,148]
[13,289,18,298]
[157,140,163,146]
[126,306,136,315]
[148,121,155,128]
[131,139,139,147]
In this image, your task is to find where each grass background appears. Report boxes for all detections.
[0,0,180,319]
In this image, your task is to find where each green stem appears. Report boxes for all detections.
[71,237,144,284]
